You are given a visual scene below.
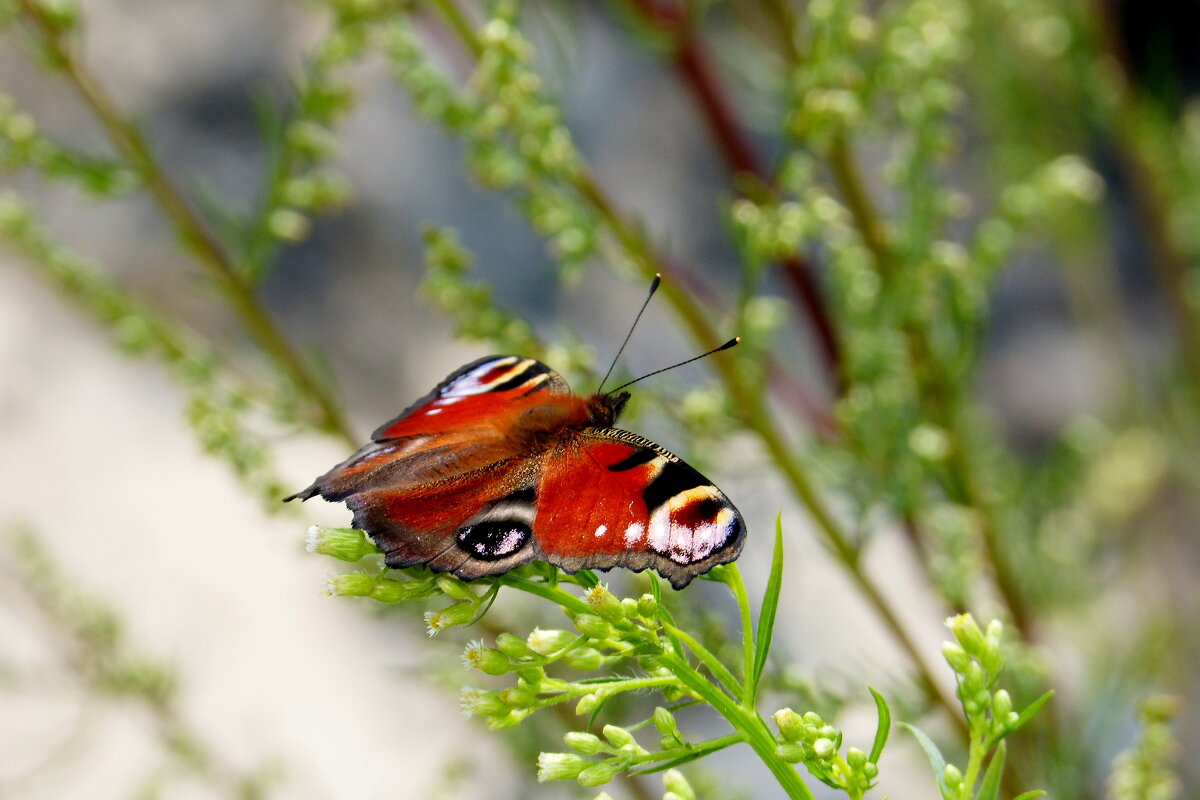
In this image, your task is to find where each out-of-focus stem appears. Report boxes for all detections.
[16,0,358,447]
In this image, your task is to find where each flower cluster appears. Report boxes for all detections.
[773,708,879,796]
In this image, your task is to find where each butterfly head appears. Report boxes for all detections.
[587,391,630,427]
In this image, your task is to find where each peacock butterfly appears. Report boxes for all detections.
[286,282,745,589]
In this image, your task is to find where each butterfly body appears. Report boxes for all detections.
[288,355,745,588]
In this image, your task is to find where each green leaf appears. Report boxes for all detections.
[976,741,1005,800]
[751,514,785,695]
[1010,791,1046,800]
[989,690,1053,747]
[575,569,599,589]
[899,722,948,795]
[867,685,892,763]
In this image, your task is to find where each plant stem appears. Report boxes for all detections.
[722,566,758,708]
[16,0,358,446]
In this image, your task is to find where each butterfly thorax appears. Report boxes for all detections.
[585,391,629,428]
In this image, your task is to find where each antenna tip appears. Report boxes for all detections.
[719,337,740,351]
[649,274,662,290]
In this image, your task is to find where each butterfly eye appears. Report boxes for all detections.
[457,521,531,560]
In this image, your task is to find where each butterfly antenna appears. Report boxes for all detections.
[608,337,740,395]
[597,273,661,393]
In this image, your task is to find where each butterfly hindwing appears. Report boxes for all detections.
[532,429,745,589]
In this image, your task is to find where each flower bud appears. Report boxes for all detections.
[496,632,536,660]
[776,742,807,762]
[564,647,604,671]
[306,526,377,562]
[864,763,879,779]
[527,628,575,655]
[653,707,679,737]
[574,614,613,640]
[813,738,836,760]
[537,752,588,782]
[424,602,476,635]
[941,642,972,673]
[621,598,640,618]
[577,760,625,787]
[576,690,608,715]
[602,725,636,749]
[459,688,507,717]
[774,708,806,742]
[846,747,867,769]
[586,585,626,624]
[947,613,986,656]
[803,711,823,726]
[565,731,605,754]
[325,572,375,597]
[462,641,510,675]
[662,768,695,800]
[500,685,537,709]
[436,574,477,601]
[637,593,658,618]
[944,763,963,788]
[993,689,1013,719]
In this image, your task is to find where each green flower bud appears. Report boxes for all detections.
[459,688,507,717]
[864,763,879,779]
[305,526,377,562]
[325,572,375,597]
[947,613,986,656]
[537,752,588,782]
[423,601,476,635]
[637,593,658,618]
[527,628,575,655]
[602,725,636,749]
[776,742,807,762]
[941,642,972,673]
[662,768,695,800]
[774,708,807,742]
[943,763,963,788]
[486,710,526,729]
[500,685,537,709]
[592,794,616,800]
[653,707,679,737]
[993,689,1013,719]
[803,711,823,727]
[813,738,836,760]
[576,690,609,715]
[818,725,838,740]
[847,747,867,769]
[268,208,310,242]
[436,574,477,601]
[461,641,510,675]
[574,614,613,640]
[565,731,605,754]
[586,585,626,624]
[496,632,536,660]
[621,598,640,618]
[564,647,604,671]
[577,760,625,787]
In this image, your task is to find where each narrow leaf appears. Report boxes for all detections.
[899,722,948,794]
[752,514,786,692]
[1010,791,1046,800]
[976,741,1006,800]
[867,686,892,763]
[989,690,1054,747]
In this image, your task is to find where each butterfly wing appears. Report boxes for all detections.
[285,355,569,502]
[530,428,745,589]
[287,355,584,580]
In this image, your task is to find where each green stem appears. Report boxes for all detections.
[658,651,816,800]
[16,0,357,446]
[661,622,741,698]
[722,566,758,708]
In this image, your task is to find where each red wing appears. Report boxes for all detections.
[285,356,570,502]
[531,429,745,589]
[371,355,569,440]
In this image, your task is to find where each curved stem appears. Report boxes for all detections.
[16,0,357,446]
[721,567,758,708]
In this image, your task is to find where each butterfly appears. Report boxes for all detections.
[286,285,745,589]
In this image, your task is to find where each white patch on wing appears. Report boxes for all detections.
[649,487,737,565]
[624,522,645,546]
[426,408,442,415]
[442,357,529,398]
[647,508,671,553]
[594,524,607,538]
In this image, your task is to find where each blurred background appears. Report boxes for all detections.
[1,0,1198,798]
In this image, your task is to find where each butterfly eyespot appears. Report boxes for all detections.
[457,521,531,560]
